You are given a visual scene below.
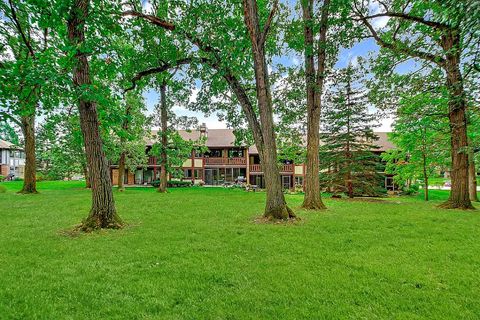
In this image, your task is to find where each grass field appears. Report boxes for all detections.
[0,181,479,319]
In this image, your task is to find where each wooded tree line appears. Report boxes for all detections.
[0,0,478,229]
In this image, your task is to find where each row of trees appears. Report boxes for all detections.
[1,0,479,230]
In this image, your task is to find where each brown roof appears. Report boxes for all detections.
[148,129,243,148]
[374,132,396,152]
[0,139,20,150]
[146,129,395,153]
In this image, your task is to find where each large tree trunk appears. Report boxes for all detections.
[468,147,479,202]
[18,114,37,194]
[301,0,329,210]
[68,0,122,230]
[439,31,473,209]
[243,0,294,219]
[158,84,168,193]
[117,152,126,191]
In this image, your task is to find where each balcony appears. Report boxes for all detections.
[148,156,157,165]
[205,157,246,165]
[249,164,294,173]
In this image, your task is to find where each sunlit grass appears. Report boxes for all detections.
[0,181,479,319]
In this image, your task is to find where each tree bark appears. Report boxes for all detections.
[243,0,295,219]
[18,114,37,194]
[158,83,168,193]
[301,0,329,210]
[439,31,473,209]
[68,0,122,230]
[468,147,479,202]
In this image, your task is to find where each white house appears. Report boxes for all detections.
[0,139,25,179]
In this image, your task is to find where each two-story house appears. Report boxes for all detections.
[0,139,25,179]
[110,125,395,189]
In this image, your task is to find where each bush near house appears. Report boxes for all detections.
[150,180,193,188]
[0,175,4,182]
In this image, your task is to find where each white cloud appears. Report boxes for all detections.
[349,55,359,67]
[368,1,390,29]
[143,0,154,14]
[377,116,394,132]
[372,16,390,29]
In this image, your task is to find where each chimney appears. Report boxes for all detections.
[199,123,207,138]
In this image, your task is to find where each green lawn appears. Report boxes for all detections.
[0,181,479,319]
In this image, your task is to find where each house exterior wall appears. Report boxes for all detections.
[109,129,394,189]
[0,147,25,179]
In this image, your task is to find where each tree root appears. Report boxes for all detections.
[263,205,298,221]
[438,200,475,210]
[17,189,39,194]
[301,199,327,210]
[79,213,124,232]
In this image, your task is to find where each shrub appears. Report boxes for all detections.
[402,184,419,195]
[0,185,6,193]
[150,180,193,188]
[0,175,4,182]
[13,177,23,181]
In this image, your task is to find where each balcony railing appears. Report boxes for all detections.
[205,157,246,165]
[148,156,156,165]
[250,164,294,173]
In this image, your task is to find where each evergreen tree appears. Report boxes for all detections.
[319,64,383,198]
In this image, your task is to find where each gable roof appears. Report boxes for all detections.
[146,129,395,154]
[0,139,21,150]
[374,132,396,152]
[148,129,243,148]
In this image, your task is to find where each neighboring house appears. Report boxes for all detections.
[0,139,25,179]
[110,125,395,189]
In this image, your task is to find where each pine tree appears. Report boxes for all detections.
[319,64,383,198]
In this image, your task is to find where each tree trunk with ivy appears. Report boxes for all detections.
[67,0,122,230]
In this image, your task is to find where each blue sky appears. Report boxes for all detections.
[140,0,397,132]
[143,37,395,132]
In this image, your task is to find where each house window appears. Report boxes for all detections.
[194,150,203,158]
[295,176,304,186]
[194,169,202,179]
[184,169,193,178]
[205,149,222,157]
[228,149,244,158]
[282,176,291,189]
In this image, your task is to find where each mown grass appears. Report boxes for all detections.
[0,181,479,319]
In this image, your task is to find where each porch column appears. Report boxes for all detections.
[153,156,157,180]
[191,150,195,183]
[246,147,250,184]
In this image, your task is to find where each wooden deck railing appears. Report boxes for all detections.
[205,157,246,165]
[249,164,294,172]
[148,156,156,165]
